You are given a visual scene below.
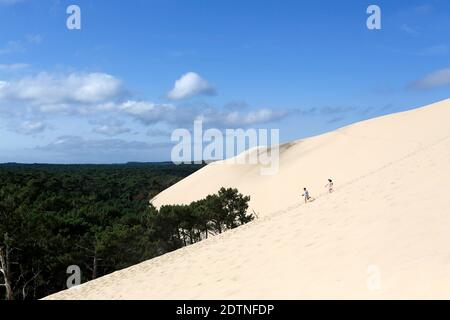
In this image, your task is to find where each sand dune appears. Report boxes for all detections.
[45,98,450,299]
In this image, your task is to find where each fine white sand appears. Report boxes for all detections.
[45,98,450,299]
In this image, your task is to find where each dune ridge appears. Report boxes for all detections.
[45,99,450,299]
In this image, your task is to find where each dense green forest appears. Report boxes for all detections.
[0,163,253,300]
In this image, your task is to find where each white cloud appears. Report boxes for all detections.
[146,128,172,137]
[91,119,131,136]
[118,100,177,124]
[223,101,248,110]
[93,125,130,136]
[202,108,290,127]
[0,72,125,108]
[238,109,287,125]
[15,120,48,135]
[0,63,30,71]
[0,40,25,55]
[167,72,215,100]
[0,34,42,56]
[410,68,450,89]
[0,69,291,139]
[37,136,170,153]
[116,100,289,127]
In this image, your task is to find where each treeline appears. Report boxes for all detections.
[155,188,252,250]
[0,163,253,300]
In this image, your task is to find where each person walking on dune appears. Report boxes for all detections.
[325,179,334,193]
[302,188,311,203]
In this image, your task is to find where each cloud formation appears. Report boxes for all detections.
[117,100,289,128]
[0,40,25,55]
[167,72,215,100]
[0,35,42,55]
[0,69,291,139]
[410,68,450,89]
[91,119,131,136]
[118,100,177,124]
[299,106,356,116]
[37,136,170,153]
[15,120,48,135]
[200,108,290,127]
[0,72,125,112]
[0,63,30,71]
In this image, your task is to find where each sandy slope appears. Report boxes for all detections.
[45,99,450,299]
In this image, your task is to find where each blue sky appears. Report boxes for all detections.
[0,0,449,163]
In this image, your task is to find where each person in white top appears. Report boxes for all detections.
[302,188,311,203]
